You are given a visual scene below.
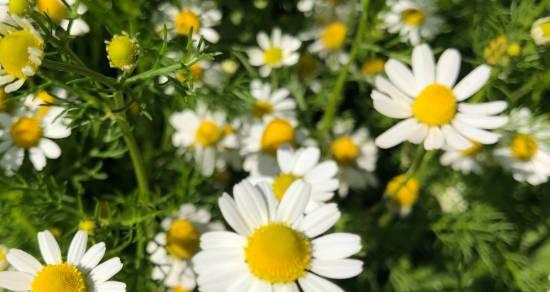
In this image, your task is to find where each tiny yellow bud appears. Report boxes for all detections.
[507,43,521,57]
[79,219,96,235]
[106,33,139,71]
[221,59,239,75]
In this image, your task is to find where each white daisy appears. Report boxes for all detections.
[381,0,443,45]
[0,230,125,291]
[147,204,224,291]
[308,21,348,57]
[155,0,221,43]
[494,108,550,185]
[371,44,509,151]
[0,245,8,271]
[247,28,301,77]
[0,14,44,93]
[440,141,483,174]
[530,17,550,46]
[36,0,89,36]
[0,105,71,175]
[250,145,339,212]
[170,102,236,176]
[330,121,378,197]
[193,179,363,291]
[249,79,296,120]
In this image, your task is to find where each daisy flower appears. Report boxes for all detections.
[36,0,90,36]
[330,120,378,197]
[384,174,420,216]
[0,245,8,271]
[170,102,236,176]
[530,17,550,46]
[247,28,301,77]
[106,33,140,72]
[241,116,307,177]
[381,0,443,45]
[371,44,508,151]
[440,141,484,174]
[309,21,348,56]
[0,14,44,93]
[155,0,221,43]
[0,230,125,291]
[250,145,339,212]
[0,104,71,175]
[147,204,224,291]
[193,179,363,291]
[494,108,550,185]
[249,79,296,120]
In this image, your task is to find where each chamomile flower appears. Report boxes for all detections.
[371,44,508,151]
[309,21,348,56]
[530,17,550,46]
[106,33,140,71]
[0,230,125,291]
[155,0,221,43]
[384,174,420,216]
[494,108,550,185]
[241,116,308,177]
[0,245,8,271]
[36,0,89,36]
[147,204,224,291]
[250,145,339,212]
[249,79,296,120]
[0,105,71,175]
[247,28,301,77]
[381,0,443,45]
[440,141,484,174]
[170,103,236,176]
[330,120,378,197]
[160,50,223,94]
[193,180,363,291]
[0,14,44,93]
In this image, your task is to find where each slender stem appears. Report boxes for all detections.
[387,147,427,198]
[318,0,370,141]
[125,64,182,84]
[42,59,118,88]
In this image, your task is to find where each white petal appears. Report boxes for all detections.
[407,121,428,144]
[458,101,507,115]
[298,272,344,292]
[305,161,338,182]
[39,138,61,159]
[79,242,106,272]
[312,233,362,260]
[310,258,363,279]
[257,32,271,50]
[455,113,508,129]
[292,147,320,175]
[375,118,416,149]
[0,271,33,290]
[299,203,340,238]
[374,76,412,104]
[453,65,491,101]
[277,181,311,224]
[441,125,472,150]
[436,49,461,87]
[218,193,251,236]
[94,281,126,291]
[234,180,268,228]
[277,144,294,173]
[67,231,88,266]
[385,59,418,97]
[38,230,62,264]
[412,44,435,89]
[90,257,123,283]
[4,79,25,93]
[29,148,46,171]
[371,90,412,119]
[452,120,501,144]
[6,249,42,275]
[424,127,445,150]
[200,231,246,250]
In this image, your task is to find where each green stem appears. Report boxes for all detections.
[318,0,370,141]
[125,64,182,84]
[387,147,428,198]
[42,59,118,88]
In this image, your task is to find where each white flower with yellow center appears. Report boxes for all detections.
[250,145,339,212]
[147,204,224,291]
[0,14,44,93]
[155,0,221,43]
[0,104,71,175]
[193,179,363,291]
[308,21,349,56]
[381,0,443,45]
[371,44,509,151]
[0,245,8,271]
[170,103,236,176]
[241,116,307,177]
[249,79,296,120]
[440,141,484,174]
[531,17,550,46]
[384,174,420,216]
[0,230,125,292]
[330,122,378,197]
[494,108,550,185]
[247,28,301,77]
[35,0,89,36]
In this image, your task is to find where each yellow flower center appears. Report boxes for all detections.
[0,249,5,262]
[361,59,385,76]
[0,30,43,79]
[412,84,457,126]
[251,100,274,118]
[35,91,55,119]
[107,35,138,70]
[401,9,425,26]
[540,21,550,37]
[79,220,96,235]
[171,287,189,292]
[461,141,483,157]
[321,22,347,51]
[510,134,538,160]
[9,0,29,15]
[263,48,284,66]
[331,137,359,166]
[37,0,67,23]
[245,223,311,283]
[195,120,223,147]
[260,118,295,155]
[175,10,201,35]
[506,43,521,57]
[11,117,43,149]
[272,173,301,201]
[385,175,419,207]
[166,219,200,260]
[32,263,87,292]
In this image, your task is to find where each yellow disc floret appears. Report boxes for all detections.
[9,0,29,15]
[510,134,538,161]
[413,84,457,126]
[35,91,55,119]
[175,10,201,35]
[106,34,139,71]
[260,118,295,154]
[79,219,96,235]
[331,137,359,166]
[461,141,483,157]
[321,22,347,51]
[171,286,190,292]
[32,263,87,292]
[10,117,43,149]
[272,173,301,201]
[263,48,284,66]
[245,223,311,283]
[166,219,200,260]
[401,9,425,26]
[0,30,44,79]
[37,0,67,23]
[195,120,223,147]
[252,100,273,118]
[385,175,420,207]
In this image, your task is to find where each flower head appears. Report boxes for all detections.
[106,33,139,71]
[531,17,550,46]
[385,174,420,216]
[247,28,301,77]
[249,79,296,120]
